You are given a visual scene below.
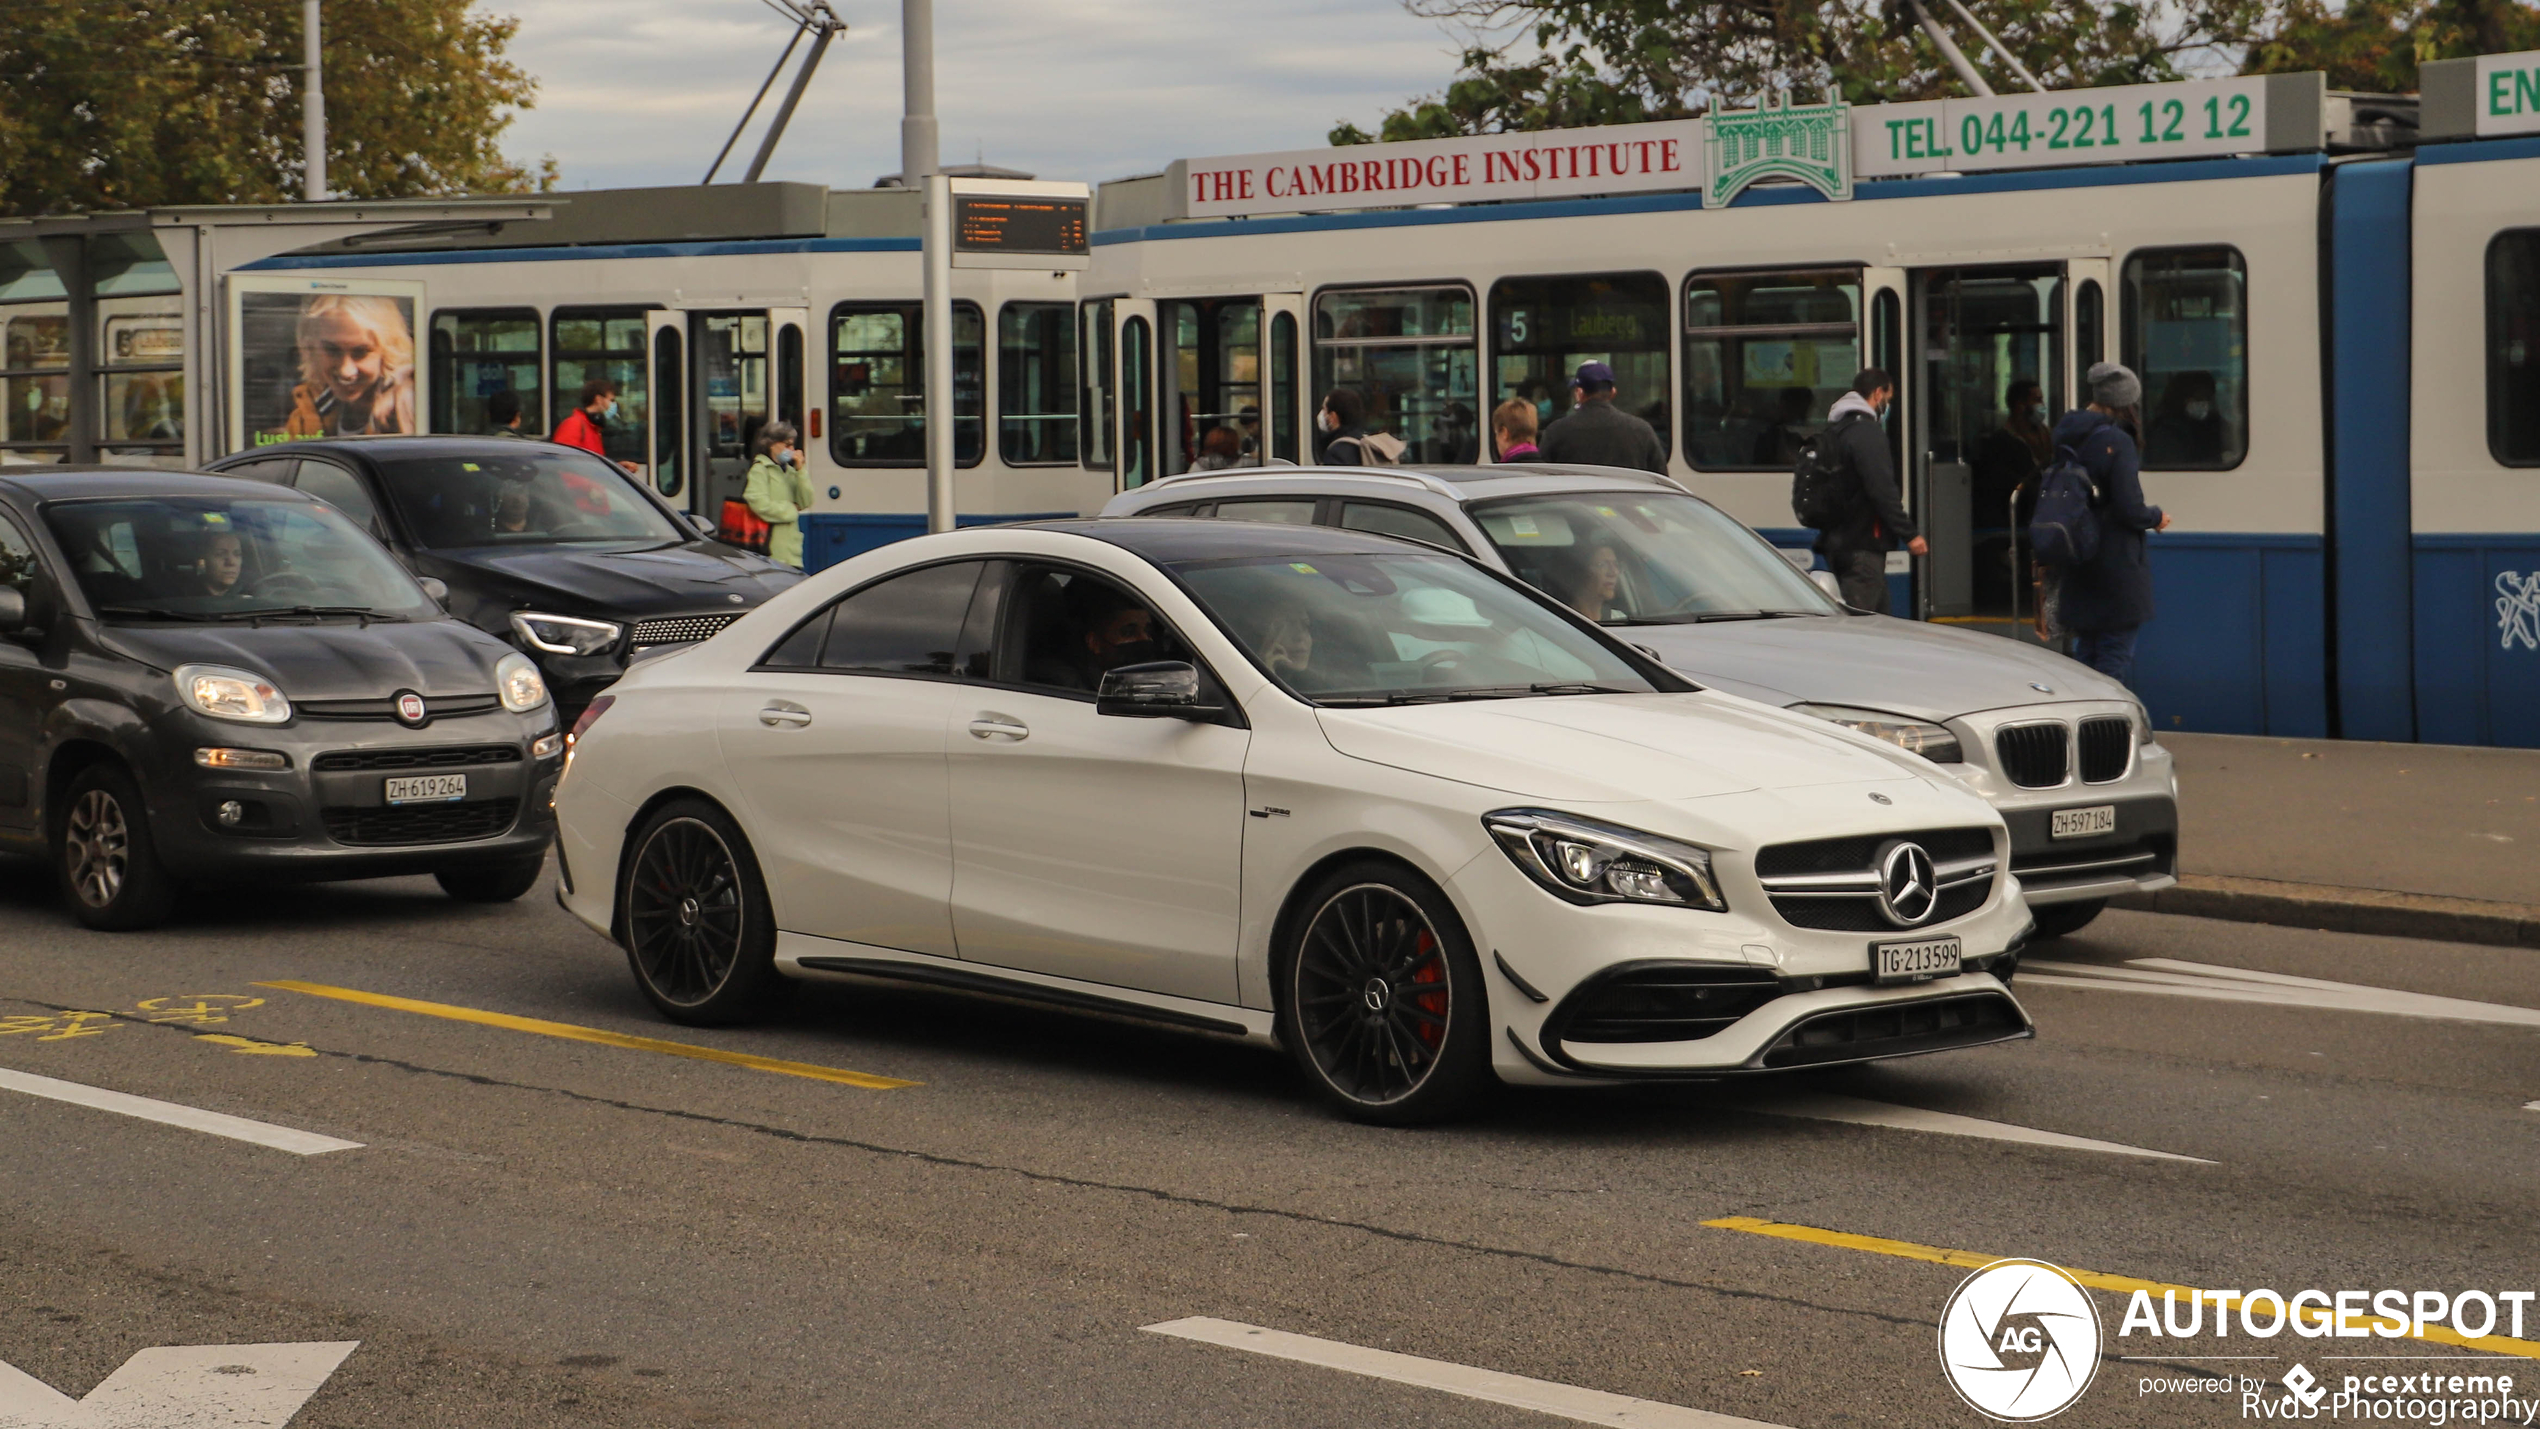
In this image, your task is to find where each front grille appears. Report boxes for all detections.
[2013,832,2176,891]
[1756,827,1998,932]
[2077,716,2132,783]
[1547,964,1784,1044]
[322,798,519,846]
[311,744,521,773]
[1759,992,2028,1068]
[1755,827,1994,878]
[631,613,742,646]
[297,694,500,722]
[1995,722,2071,788]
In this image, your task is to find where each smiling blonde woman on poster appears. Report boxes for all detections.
[284,294,415,437]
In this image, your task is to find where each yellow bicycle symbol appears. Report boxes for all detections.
[134,995,266,1026]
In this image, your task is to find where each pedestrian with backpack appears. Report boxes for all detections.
[1316,388,1406,466]
[2043,362,2172,683]
[1796,367,1925,615]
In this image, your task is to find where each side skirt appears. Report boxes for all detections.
[777,933,1277,1046]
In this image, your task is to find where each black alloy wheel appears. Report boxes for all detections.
[1278,862,1490,1125]
[2027,898,2107,940]
[56,763,177,932]
[619,800,782,1025]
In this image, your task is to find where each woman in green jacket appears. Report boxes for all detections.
[742,421,814,569]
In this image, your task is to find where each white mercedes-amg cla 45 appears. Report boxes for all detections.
[552,519,2036,1123]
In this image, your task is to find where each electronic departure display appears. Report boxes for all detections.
[953,195,1089,257]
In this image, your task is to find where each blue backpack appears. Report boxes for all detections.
[2028,444,2102,569]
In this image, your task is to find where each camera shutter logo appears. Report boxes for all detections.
[2282,1364,2326,1409]
[1938,1258,2101,1421]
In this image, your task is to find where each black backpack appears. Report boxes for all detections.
[1790,411,1870,530]
[2027,443,2104,569]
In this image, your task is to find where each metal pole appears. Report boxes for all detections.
[923,173,955,534]
[743,21,836,182]
[1940,0,2045,93]
[302,0,327,200]
[906,0,950,532]
[704,23,804,183]
[1905,0,1993,99]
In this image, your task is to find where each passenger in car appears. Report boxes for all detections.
[1556,539,1625,622]
[1258,606,1314,680]
[1026,578,1167,691]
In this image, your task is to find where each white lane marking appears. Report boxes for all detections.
[0,1341,356,1428]
[1735,1091,2212,1163]
[1143,1318,1791,1429]
[0,1067,361,1157]
[2021,958,2540,1029]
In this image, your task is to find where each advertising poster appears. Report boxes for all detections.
[226,275,424,451]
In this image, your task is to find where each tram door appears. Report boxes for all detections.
[644,312,687,505]
[1106,298,1159,491]
[690,311,774,528]
[1908,264,2066,633]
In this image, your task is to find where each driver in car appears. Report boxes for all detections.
[494,481,536,535]
[196,531,247,598]
[1033,581,1165,691]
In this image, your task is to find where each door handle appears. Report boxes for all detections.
[968,714,1029,742]
[758,701,811,727]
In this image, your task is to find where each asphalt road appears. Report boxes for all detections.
[1,860,2534,1428]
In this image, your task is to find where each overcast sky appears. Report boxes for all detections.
[495,0,1478,192]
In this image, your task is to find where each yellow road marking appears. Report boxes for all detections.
[255,981,918,1090]
[193,1033,316,1057]
[1703,1217,2540,1362]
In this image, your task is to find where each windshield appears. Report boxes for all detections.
[46,496,435,620]
[370,449,684,550]
[1170,551,1661,705]
[1469,492,1837,624]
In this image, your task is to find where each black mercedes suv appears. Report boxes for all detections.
[203,437,802,724]
[0,470,562,930]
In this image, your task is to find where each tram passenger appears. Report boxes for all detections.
[1191,425,1243,471]
[1811,368,1925,615]
[554,379,642,477]
[1492,398,1540,462]
[742,421,814,570]
[1317,388,1372,465]
[2052,363,2173,684]
[1752,386,1817,467]
[2145,370,2225,466]
[1538,362,1664,474]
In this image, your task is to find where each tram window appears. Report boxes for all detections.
[1269,310,1299,463]
[551,308,649,470]
[1682,270,1861,471]
[2120,246,2247,470]
[430,309,540,438]
[2487,231,2540,466]
[1490,273,1669,462]
[653,327,684,498]
[1080,299,1115,473]
[827,302,983,468]
[1162,298,1261,476]
[699,313,770,465]
[1310,285,1479,464]
[776,322,804,431]
[1121,316,1154,488]
[998,301,1078,465]
[2076,280,2105,370]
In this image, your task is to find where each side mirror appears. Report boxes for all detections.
[417,576,450,604]
[0,587,23,632]
[687,512,718,537]
[1095,661,1222,719]
[1809,569,1844,601]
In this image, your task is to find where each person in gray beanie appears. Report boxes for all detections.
[2047,362,2172,683]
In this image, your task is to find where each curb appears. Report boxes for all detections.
[2111,874,2540,949]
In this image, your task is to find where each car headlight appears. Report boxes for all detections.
[495,652,549,712]
[509,610,622,657]
[1790,703,1965,764]
[2131,702,2155,747]
[173,664,291,724]
[1484,809,1726,911]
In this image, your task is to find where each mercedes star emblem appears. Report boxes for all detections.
[1877,841,1940,926]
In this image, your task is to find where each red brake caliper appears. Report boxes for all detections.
[1410,929,1447,1049]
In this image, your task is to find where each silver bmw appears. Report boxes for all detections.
[1103,464,2177,940]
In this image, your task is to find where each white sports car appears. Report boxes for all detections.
[552,519,2036,1123]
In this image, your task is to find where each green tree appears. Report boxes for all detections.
[2242,0,2540,91]
[1334,0,2540,143]
[0,0,551,217]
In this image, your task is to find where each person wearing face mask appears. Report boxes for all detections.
[742,421,814,569]
[554,379,642,477]
[2146,369,2225,466]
